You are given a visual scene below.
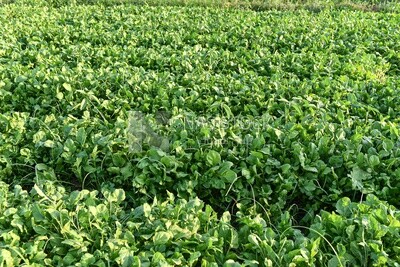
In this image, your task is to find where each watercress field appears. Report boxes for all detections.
[1,0,400,266]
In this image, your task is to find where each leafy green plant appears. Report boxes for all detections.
[1,1,400,265]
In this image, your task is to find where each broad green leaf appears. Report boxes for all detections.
[63,83,72,91]
[221,170,237,183]
[119,248,134,267]
[63,252,77,265]
[32,184,50,200]
[369,155,380,167]
[328,256,343,267]
[304,165,318,173]
[223,260,241,267]
[15,75,27,83]
[43,140,55,148]
[206,150,221,166]
[76,128,87,145]
[304,180,316,192]
[153,231,172,245]
[143,203,151,218]
[35,164,48,171]
[348,167,368,191]
[0,249,13,267]
[310,237,320,258]
[56,92,64,100]
[335,197,351,216]
[188,251,201,265]
[248,234,260,246]
[104,189,125,203]
[281,164,291,173]
[112,153,126,167]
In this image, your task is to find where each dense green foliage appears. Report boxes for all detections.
[2,0,399,13]
[1,181,400,266]
[1,1,400,266]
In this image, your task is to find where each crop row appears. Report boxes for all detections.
[1,3,400,209]
[0,2,400,265]
[1,181,400,266]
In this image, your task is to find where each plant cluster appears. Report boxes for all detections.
[0,1,400,265]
